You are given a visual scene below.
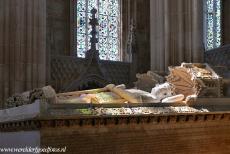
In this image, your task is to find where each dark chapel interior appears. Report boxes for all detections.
[0,0,230,153]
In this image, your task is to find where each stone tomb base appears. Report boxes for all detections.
[1,112,230,154]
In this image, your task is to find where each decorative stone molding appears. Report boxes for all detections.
[50,56,131,92]
[1,113,230,132]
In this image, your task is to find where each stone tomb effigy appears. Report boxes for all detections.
[1,63,230,154]
[1,62,230,120]
[1,80,230,154]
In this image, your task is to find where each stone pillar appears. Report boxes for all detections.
[123,0,151,86]
[150,0,204,73]
[0,0,46,108]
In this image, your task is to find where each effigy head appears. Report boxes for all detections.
[151,82,175,100]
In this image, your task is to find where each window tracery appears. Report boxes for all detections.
[75,0,121,61]
[204,0,222,50]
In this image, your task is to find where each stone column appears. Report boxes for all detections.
[150,0,204,73]
[123,0,151,86]
[0,0,46,108]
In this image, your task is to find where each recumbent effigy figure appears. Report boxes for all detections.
[3,63,226,108]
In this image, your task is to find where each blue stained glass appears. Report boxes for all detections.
[77,0,86,12]
[99,0,109,15]
[76,0,121,61]
[88,0,98,13]
[216,0,221,46]
[77,33,87,58]
[205,0,222,50]
[99,15,108,36]
[77,12,86,34]
[99,36,108,59]
[109,0,119,16]
[108,16,118,37]
[108,37,119,61]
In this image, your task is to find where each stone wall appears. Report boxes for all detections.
[41,125,230,154]
[0,0,47,108]
[39,114,230,154]
[46,0,71,83]
[1,113,230,154]
[135,0,150,74]
[150,0,204,73]
[46,0,70,56]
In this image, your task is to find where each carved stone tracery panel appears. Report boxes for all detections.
[50,56,131,92]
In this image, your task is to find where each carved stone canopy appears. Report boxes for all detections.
[64,8,108,92]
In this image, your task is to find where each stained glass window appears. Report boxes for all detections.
[75,0,121,61]
[204,0,222,50]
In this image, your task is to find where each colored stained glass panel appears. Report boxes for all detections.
[77,12,86,34]
[76,0,121,61]
[205,0,222,50]
[77,33,87,58]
